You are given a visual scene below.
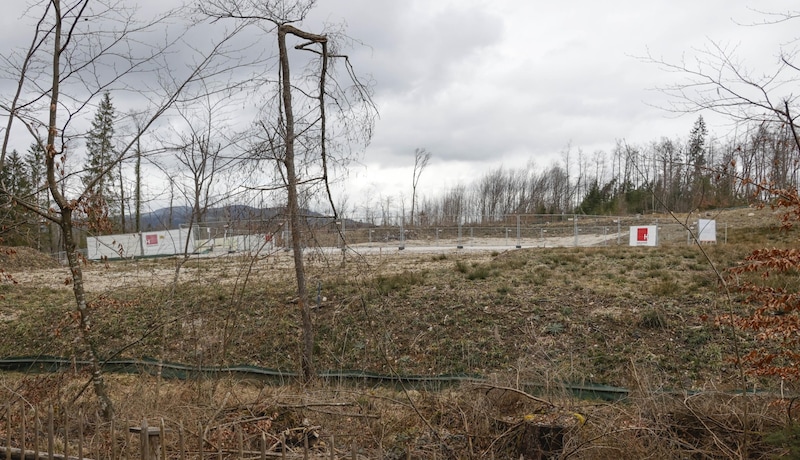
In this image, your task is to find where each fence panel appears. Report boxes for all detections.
[0,401,376,460]
[314,214,728,250]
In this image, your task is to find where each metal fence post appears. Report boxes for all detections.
[573,214,578,247]
[399,220,405,250]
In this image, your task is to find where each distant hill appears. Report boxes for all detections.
[139,206,283,230]
[138,205,362,231]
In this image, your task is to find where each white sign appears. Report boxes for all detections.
[697,219,717,243]
[629,226,658,246]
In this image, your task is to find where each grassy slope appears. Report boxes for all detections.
[0,209,795,394]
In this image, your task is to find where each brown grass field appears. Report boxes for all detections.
[1,206,799,458]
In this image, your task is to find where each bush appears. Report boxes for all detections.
[467,265,492,280]
[639,309,666,329]
[375,271,426,295]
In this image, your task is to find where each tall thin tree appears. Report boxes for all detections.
[201,0,376,382]
[411,148,431,227]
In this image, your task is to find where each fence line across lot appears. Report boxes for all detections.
[60,213,734,262]
[0,401,381,460]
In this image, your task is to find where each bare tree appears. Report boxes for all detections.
[162,91,243,266]
[646,14,800,154]
[201,0,376,382]
[410,148,431,226]
[0,0,249,419]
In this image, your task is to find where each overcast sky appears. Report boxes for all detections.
[2,1,798,212]
[303,0,797,202]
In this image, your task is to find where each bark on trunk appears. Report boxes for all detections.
[61,211,115,420]
[46,0,114,420]
[278,25,316,383]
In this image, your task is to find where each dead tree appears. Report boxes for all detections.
[411,148,431,227]
[0,0,250,419]
[200,0,376,383]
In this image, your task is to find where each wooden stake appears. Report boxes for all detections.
[111,419,117,460]
[63,410,69,459]
[7,402,12,460]
[238,426,244,458]
[20,405,25,460]
[160,419,166,460]
[33,409,39,460]
[77,410,83,460]
[179,422,185,460]
[47,406,53,460]
[261,433,266,460]
[141,419,149,460]
[198,423,204,460]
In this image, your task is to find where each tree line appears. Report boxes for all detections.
[6,108,798,244]
[395,115,799,226]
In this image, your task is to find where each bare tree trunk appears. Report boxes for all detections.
[46,0,114,420]
[135,138,141,233]
[61,211,114,420]
[119,161,126,232]
[278,24,318,383]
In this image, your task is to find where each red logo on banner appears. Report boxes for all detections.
[145,234,158,246]
[637,228,648,242]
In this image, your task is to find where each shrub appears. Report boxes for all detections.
[651,279,680,297]
[455,261,468,274]
[375,270,426,295]
[639,309,666,329]
[764,423,800,457]
[467,265,492,280]
[544,322,565,335]
[720,189,800,381]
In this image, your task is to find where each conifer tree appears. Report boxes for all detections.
[687,115,709,206]
[1,150,31,198]
[26,143,51,250]
[0,149,34,245]
[83,92,118,233]
[25,143,45,201]
[688,115,707,172]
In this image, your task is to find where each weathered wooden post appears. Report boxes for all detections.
[111,420,117,460]
[47,406,53,460]
[6,402,11,460]
[33,409,39,460]
[19,405,25,460]
[77,410,83,460]
[130,419,163,460]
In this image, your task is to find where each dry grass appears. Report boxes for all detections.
[0,370,791,458]
[0,207,798,457]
